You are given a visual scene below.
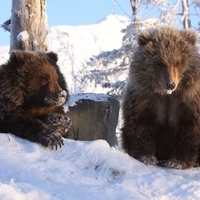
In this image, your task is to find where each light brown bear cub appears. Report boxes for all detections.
[121,26,200,169]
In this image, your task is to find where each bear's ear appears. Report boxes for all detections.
[46,52,58,63]
[181,29,197,46]
[137,30,152,46]
[9,50,25,65]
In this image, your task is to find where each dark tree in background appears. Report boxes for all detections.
[3,0,48,52]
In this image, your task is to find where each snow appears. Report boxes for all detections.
[68,93,111,107]
[0,46,9,65]
[1,133,200,200]
[0,14,200,199]
[17,31,29,43]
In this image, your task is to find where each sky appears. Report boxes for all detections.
[0,0,132,46]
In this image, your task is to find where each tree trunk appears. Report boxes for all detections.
[10,0,48,52]
[182,0,191,29]
[129,0,139,26]
[66,93,119,147]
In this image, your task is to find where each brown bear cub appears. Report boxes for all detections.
[0,51,71,149]
[121,26,200,169]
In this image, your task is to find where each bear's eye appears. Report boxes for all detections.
[39,76,48,83]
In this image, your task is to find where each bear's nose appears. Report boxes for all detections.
[58,90,67,98]
[166,81,175,90]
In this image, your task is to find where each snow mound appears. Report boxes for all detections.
[0,134,200,199]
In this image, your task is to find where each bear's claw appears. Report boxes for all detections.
[157,159,193,169]
[138,155,158,166]
[40,131,64,150]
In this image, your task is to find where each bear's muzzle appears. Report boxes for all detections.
[44,90,68,107]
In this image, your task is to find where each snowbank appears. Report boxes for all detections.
[0,134,200,200]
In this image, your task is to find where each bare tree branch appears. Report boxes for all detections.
[1,19,11,32]
[182,0,191,28]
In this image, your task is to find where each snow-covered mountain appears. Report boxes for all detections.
[1,14,200,200]
[49,14,130,93]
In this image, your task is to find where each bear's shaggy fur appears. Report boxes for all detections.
[121,26,200,169]
[0,50,71,149]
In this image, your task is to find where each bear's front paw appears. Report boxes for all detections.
[157,159,193,169]
[46,114,70,125]
[40,131,64,150]
[45,114,72,137]
[138,155,158,166]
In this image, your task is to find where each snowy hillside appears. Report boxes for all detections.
[49,14,130,92]
[1,14,200,199]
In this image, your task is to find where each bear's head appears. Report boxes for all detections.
[7,51,69,114]
[134,26,198,95]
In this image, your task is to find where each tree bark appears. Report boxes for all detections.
[10,0,48,52]
[129,0,139,26]
[182,0,191,29]
[66,93,119,147]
